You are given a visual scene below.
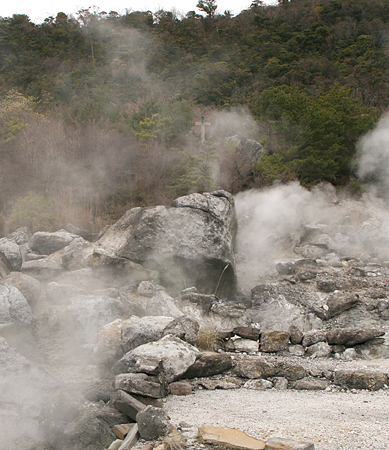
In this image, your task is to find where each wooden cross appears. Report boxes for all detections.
[195,116,211,143]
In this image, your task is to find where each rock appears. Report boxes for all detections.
[211,300,247,319]
[0,238,22,271]
[61,238,94,271]
[162,316,199,346]
[113,423,137,440]
[313,293,359,320]
[233,326,261,341]
[113,335,199,382]
[63,295,128,345]
[183,351,232,378]
[297,270,317,281]
[275,262,295,275]
[95,405,130,429]
[29,230,76,255]
[64,223,94,242]
[302,330,327,348]
[92,318,136,368]
[305,342,332,358]
[114,373,168,399]
[198,426,266,450]
[288,345,305,356]
[233,358,274,379]
[145,290,184,317]
[137,280,164,297]
[265,437,314,450]
[326,328,385,346]
[0,272,41,307]
[0,284,32,326]
[131,394,163,408]
[377,300,389,320]
[169,380,193,395]
[109,439,124,450]
[273,377,288,390]
[6,227,31,245]
[118,423,139,450]
[22,253,64,279]
[110,390,146,421]
[334,370,388,390]
[179,288,215,313]
[292,377,331,390]
[342,348,358,361]
[199,377,243,390]
[136,405,172,440]
[355,340,389,359]
[260,330,290,353]
[317,280,336,293]
[43,406,115,450]
[94,191,237,297]
[243,379,273,390]
[234,338,259,353]
[121,316,174,353]
[46,281,85,304]
[272,361,307,381]
[288,325,303,345]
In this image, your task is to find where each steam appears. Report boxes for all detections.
[357,113,389,194]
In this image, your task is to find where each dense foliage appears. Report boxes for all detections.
[0,0,387,233]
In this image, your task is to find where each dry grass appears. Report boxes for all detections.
[196,327,222,351]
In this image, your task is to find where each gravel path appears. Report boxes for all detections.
[163,387,389,450]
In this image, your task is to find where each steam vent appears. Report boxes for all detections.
[93,190,237,297]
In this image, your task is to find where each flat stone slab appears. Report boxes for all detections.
[198,426,266,450]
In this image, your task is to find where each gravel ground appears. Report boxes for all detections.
[164,378,389,450]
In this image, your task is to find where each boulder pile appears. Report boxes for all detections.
[0,190,389,450]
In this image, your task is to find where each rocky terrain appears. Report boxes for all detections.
[1,187,389,450]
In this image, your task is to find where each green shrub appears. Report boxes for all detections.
[7,192,58,232]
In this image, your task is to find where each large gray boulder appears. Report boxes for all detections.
[0,272,41,307]
[121,316,174,353]
[0,237,22,271]
[29,230,76,255]
[94,191,237,296]
[0,284,32,327]
[113,335,200,382]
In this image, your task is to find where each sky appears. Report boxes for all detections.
[0,0,277,24]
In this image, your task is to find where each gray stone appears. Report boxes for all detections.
[243,379,273,390]
[0,284,32,326]
[29,230,75,255]
[274,377,288,390]
[305,342,332,358]
[94,191,237,297]
[234,337,259,353]
[289,325,303,345]
[169,380,193,395]
[110,390,146,421]
[233,358,274,379]
[183,351,232,378]
[162,316,199,346]
[334,370,388,390]
[232,326,261,341]
[61,238,94,271]
[136,405,172,440]
[275,262,295,275]
[302,330,327,348]
[0,272,41,307]
[113,335,199,382]
[292,377,331,390]
[121,316,174,353]
[288,344,305,356]
[64,295,128,344]
[313,293,359,320]
[46,281,85,304]
[272,361,307,381]
[317,280,336,293]
[137,280,164,297]
[0,238,22,271]
[22,253,64,279]
[265,437,314,450]
[326,328,385,346]
[64,223,94,242]
[114,373,168,399]
[260,330,290,353]
[199,377,243,390]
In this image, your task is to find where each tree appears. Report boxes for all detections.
[196,0,218,18]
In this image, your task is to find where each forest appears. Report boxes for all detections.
[0,0,388,234]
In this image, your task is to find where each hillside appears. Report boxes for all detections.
[1,0,389,233]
